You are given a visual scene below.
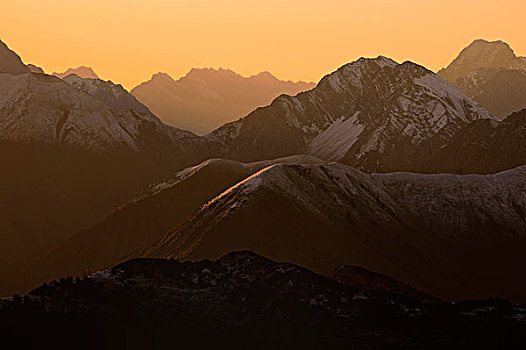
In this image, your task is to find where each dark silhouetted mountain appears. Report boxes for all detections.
[1,252,525,349]
[0,40,29,74]
[331,265,438,302]
[425,108,526,173]
[52,66,99,79]
[438,40,526,119]
[3,156,324,296]
[131,68,315,134]
[204,57,494,172]
[143,163,526,301]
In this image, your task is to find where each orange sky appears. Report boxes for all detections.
[1,0,525,89]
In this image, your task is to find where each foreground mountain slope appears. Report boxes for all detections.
[144,163,526,301]
[206,57,494,172]
[425,108,526,173]
[438,40,526,119]
[132,69,315,134]
[3,156,324,296]
[0,41,205,268]
[2,252,525,349]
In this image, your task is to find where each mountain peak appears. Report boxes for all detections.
[150,72,175,83]
[251,71,279,81]
[438,39,526,83]
[0,40,30,74]
[53,66,99,79]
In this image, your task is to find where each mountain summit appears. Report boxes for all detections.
[439,40,526,119]
[52,66,99,79]
[131,68,315,134]
[206,56,494,172]
[438,39,526,83]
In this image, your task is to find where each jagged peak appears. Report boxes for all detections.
[53,66,99,79]
[467,39,515,52]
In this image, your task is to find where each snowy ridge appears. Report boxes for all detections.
[185,162,526,237]
[206,56,494,172]
[0,71,195,153]
[146,162,526,300]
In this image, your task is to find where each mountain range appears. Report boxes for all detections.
[439,39,526,119]
[131,69,315,134]
[1,36,526,308]
[204,56,494,173]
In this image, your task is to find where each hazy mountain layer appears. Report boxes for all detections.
[144,163,526,301]
[438,39,526,83]
[1,252,525,349]
[52,66,99,79]
[131,68,315,134]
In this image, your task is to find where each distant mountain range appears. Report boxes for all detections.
[131,69,315,134]
[52,66,99,79]
[439,39,526,119]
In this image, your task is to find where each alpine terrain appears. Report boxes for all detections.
[439,39,526,119]
[143,163,526,301]
[2,156,324,296]
[132,68,315,134]
[205,56,495,172]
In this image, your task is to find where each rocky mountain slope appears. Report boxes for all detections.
[2,252,525,349]
[454,68,526,119]
[52,66,99,79]
[425,108,526,174]
[26,64,44,74]
[2,156,324,296]
[438,40,526,119]
[205,56,494,172]
[143,163,526,301]
[0,41,29,74]
[132,68,315,134]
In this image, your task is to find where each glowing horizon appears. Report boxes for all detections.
[1,0,525,89]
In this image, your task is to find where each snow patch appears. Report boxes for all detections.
[309,113,365,160]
